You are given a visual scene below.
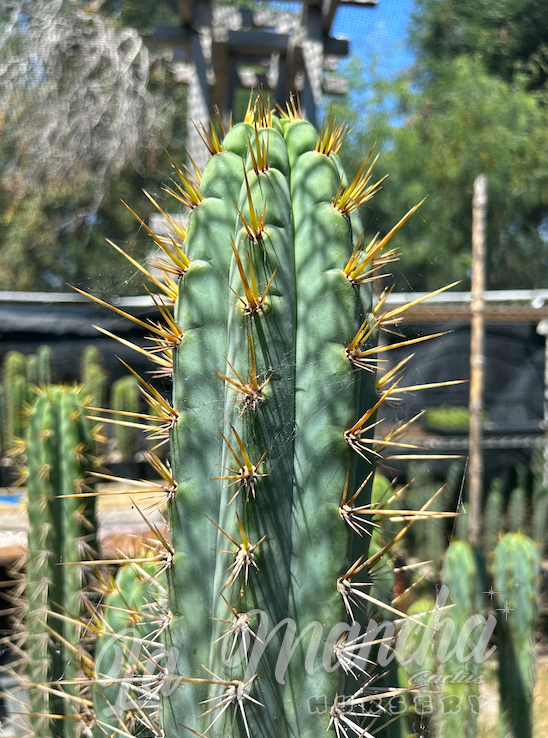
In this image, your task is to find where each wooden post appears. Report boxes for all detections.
[536,319,548,488]
[468,174,487,545]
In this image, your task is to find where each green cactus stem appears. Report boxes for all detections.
[493,532,540,738]
[437,541,485,738]
[23,386,97,738]
[3,350,26,447]
[407,463,446,570]
[483,478,504,556]
[37,345,53,386]
[532,489,548,553]
[26,353,39,386]
[110,375,140,461]
[0,385,4,455]
[81,99,456,738]
[82,345,107,408]
[93,558,167,737]
[507,485,527,533]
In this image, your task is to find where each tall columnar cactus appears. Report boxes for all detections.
[79,99,457,738]
[507,485,527,533]
[93,558,167,737]
[82,345,107,408]
[483,478,504,556]
[437,541,485,738]
[25,346,53,393]
[110,375,140,461]
[37,344,53,386]
[22,386,97,738]
[3,350,27,446]
[26,353,39,386]
[493,533,540,738]
[397,597,437,738]
[407,463,446,570]
[532,488,548,552]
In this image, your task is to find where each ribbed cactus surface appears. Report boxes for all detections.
[81,345,107,408]
[3,350,27,446]
[158,112,372,738]
[110,375,140,461]
[93,558,167,737]
[483,478,504,556]
[493,532,539,738]
[78,99,456,738]
[23,386,97,738]
[158,107,432,738]
[438,541,485,738]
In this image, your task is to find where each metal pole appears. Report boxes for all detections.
[468,174,488,545]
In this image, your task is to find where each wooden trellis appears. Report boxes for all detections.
[154,0,378,166]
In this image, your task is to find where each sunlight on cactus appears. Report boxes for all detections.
[3,94,465,738]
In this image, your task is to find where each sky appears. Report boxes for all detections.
[332,0,416,78]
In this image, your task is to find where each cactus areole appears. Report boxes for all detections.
[82,97,452,738]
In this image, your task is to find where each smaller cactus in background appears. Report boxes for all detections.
[455,502,469,540]
[37,344,53,386]
[437,541,485,738]
[3,350,27,446]
[25,353,39,386]
[93,557,167,737]
[532,489,548,553]
[397,597,438,738]
[531,451,548,551]
[0,385,3,455]
[493,533,540,738]
[483,478,504,556]
[13,386,98,738]
[25,346,53,392]
[110,375,140,461]
[507,485,527,533]
[82,345,107,408]
[407,463,446,571]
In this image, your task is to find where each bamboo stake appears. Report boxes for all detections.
[469,174,488,544]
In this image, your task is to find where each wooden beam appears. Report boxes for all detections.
[155,24,349,57]
[323,35,349,55]
[227,29,290,54]
[322,0,340,34]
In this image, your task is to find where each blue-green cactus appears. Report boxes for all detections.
[493,533,540,738]
[437,541,485,738]
[483,478,504,557]
[93,558,167,737]
[110,375,140,461]
[3,350,27,447]
[23,386,97,738]
[79,99,455,738]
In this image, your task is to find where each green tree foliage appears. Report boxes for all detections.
[336,5,548,291]
[411,0,548,88]
[0,0,186,294]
